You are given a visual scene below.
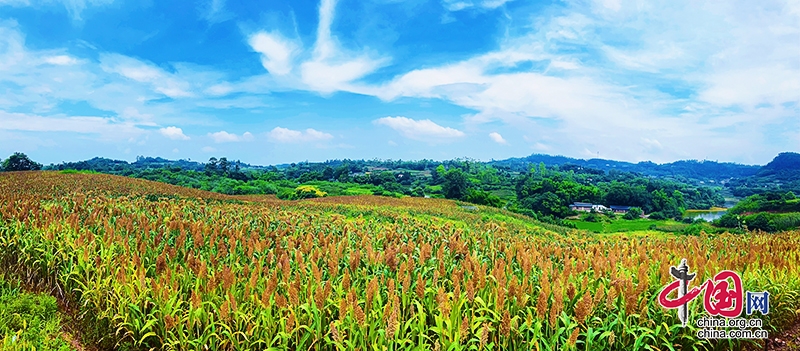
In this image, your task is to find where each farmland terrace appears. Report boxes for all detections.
[0,171,798,350]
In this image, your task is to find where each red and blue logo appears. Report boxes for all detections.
[657,259,769,327]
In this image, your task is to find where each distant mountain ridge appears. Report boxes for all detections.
[43,152,797,186]
[488,154,760,182]
[45,156,266,173]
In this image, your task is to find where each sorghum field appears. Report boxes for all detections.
[1,171,799,350]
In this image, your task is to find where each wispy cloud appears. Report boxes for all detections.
[248,32,299,76]
[0,0,115,20]
[100,54,194,98]
[43,55,79,65]
[208,131,254,143]
[199,0,232,23]
[442,0,515,11]
[0,111,144,140]
[242,0,389,94]
[374,116,465,141]
[266,127,333,143]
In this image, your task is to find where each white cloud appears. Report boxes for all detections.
[248,32,299,76]
[172,148,179,153]
[0,110,144,139]
[641,138,663,151]
[531,142,550,151]
[344,0,799,163]
[300,58,386,94]
[0,0,30,5]
[159,126,190,140]
[201,146,216,152]
[442,0,515,11]
[298,0,388,93]
[237,0,389,95]
[199,0,231,23]
[374,116,465,141]
[43,55,79,65]
[205,83,233,96]
[208,131,254,143]
[603,42,686,72]
[100,53,194,98]
[0,0,115,20]
[488,132,507,144]
[266,127,334,143]
[699,66,800,107]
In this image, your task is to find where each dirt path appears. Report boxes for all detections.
[764,318,800,351]
[54,290,97,351]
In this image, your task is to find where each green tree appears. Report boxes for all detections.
[218,157,230,174]
[1,152,42,171]
[432,165,446,184]
[322,166,334,180]
[623,207,643,220]
[372,171,396,186]
[442,168,469,199]
[464,189,503,207]
[333,165,350,182]
[204,157,218,175]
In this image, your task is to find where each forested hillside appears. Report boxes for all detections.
[30,153,730,226]
[489,154,759,183]
[725,152,800,196]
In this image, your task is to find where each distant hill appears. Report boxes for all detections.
[45,156,265,173]
[44,152,796,188]
[725,152,800,196]
[755,152,800,181]
[489,154,759,183]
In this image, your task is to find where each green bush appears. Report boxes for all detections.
[584,212,601,222]
[464,189,503,208]
[623,207,643,220]
[771,213,800,231]
[743,212,775,232]
[0,276,71,350]
[715,213,741,228]
[277,188,297,200]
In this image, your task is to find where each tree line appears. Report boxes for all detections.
[4,152,728,224]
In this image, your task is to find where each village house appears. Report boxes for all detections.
[569,202,593,212]
[570,202,634,214]
[609,205,632,214]
[569,202,610,212]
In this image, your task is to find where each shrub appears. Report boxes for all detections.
[715,213,740,228]
[771,213,800,232]
[743,212,776,232]
[584,212,601,222]
[0,276,70,350]
[464,189,504,208]
[295,185,327,199]
[623,207,643,220]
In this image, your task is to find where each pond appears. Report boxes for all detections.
[690,210,727,222]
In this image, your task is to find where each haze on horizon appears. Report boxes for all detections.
[0,0,798,166]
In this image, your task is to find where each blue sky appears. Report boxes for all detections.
[0,0,798,166]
